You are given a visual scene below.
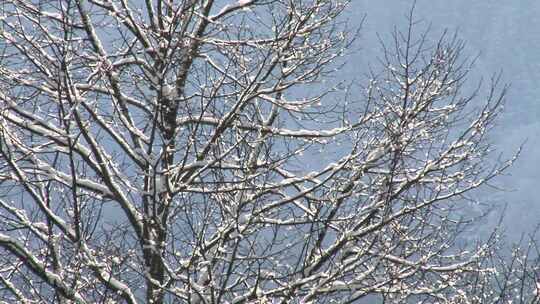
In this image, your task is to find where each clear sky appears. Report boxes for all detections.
[345,1,540,239]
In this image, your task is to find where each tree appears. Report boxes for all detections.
[463,228,540,304]
[0,0,521,303]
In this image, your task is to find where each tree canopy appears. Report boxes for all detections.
[0,1,535,303]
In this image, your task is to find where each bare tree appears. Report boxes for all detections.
[461,228,540,304]
[0,0,521,303]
